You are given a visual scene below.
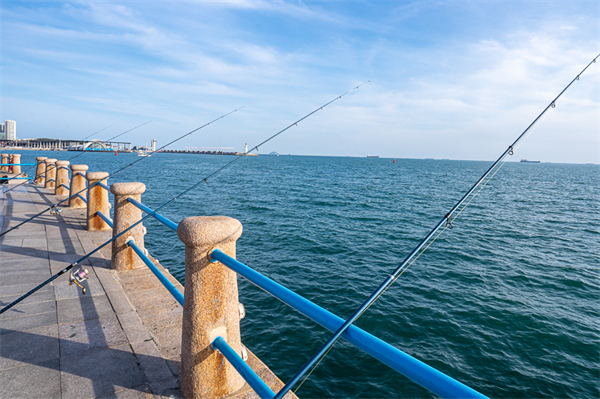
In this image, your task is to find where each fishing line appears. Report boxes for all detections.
[4,122,147,193]
[0,109,242,238]
[1,81,368,314]
[274,54,600,399]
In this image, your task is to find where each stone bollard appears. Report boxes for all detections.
[35,157,48,184]
[69,165,88,208]
[110,183,146,271]
[55,161,70,196]
[178,216,245,399]
[44,159,58,190]
[1,154,7,172]
[86,172,111,231]
[12,154,22,175]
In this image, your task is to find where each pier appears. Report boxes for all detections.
[0,156,293,398]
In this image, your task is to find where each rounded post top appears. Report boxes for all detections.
[44,158,57,163]
[56,160,70,167]
[177,216,242,248]
[110,182,146,196]
[87,171,109,181]
[71,164,89,171]
[12,154,21,158]
[36,156,48,161]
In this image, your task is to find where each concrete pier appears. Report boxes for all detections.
[1,168,296,399]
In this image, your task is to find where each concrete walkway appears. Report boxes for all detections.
[0,179,294,399]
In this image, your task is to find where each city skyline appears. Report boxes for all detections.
[1,1,598,163]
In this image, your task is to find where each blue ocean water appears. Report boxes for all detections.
[10,151,600,398]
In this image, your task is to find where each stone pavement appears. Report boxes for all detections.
[0,178,294,399]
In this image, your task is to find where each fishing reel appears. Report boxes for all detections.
[50,207,63,215]
[69,268,89,295]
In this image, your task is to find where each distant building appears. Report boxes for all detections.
[0,123,4,140]
[4,120,16,140]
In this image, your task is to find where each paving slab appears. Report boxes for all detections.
[0,358,61,399]
[60,344,145,399]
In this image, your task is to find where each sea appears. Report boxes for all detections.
[7,150,600,398]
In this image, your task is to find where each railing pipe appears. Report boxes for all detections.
[211,336,275,399]
[209,249,487,399]
[126,197,178,232]
[76,194,88,203]
[96,211,114,228]
[127,239,184,306]
[98,182,110,191]
[0,163,36,166]
[0,177,29,180]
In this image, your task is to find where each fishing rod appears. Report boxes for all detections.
[4,122,147,193]
[0,82,369,315]
[2,123,116,186]
[273,54,600,399]
[0,109,241,238]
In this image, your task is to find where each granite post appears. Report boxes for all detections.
[55,160,70,196]
[69,165,88,208]
[178,216,245,399]
[110,182,146,271]
[11,154,22,175]
[1,154,7,172]
[35,157,48,184]
[86,172,111,231]
[44,159,57,190]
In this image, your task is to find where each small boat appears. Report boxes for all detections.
[520,159,540,163]
[367,155,379,158]
[138,150,151,157]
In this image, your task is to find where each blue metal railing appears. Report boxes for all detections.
[212,336,275,399]
[96,211,113,228]
[60,184,70,190]
[0,177,29,180]
[0,163,36,166]
[126,197,178,232]
[97,182,110,191]
[210,249,487,399]
[76,194,87,203]
[127,239,184,306]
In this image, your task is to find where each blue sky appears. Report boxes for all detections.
[1,1,598,163]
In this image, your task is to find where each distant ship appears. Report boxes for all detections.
[367,155,379,158]
[520,159,540,163]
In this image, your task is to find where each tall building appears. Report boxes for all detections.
[5,120,16,140]
[0,123,5,140]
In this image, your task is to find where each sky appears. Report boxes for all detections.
[0,1,598,163]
